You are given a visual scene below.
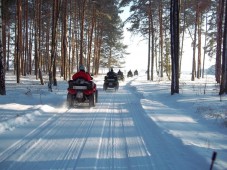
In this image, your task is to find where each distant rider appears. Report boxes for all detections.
[107,68,117,77]
[118,69,123,76]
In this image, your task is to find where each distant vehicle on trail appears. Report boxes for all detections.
[127,70,133,78]
[103,68,119,91]
[134,70,138,76]
[117,69,124,81]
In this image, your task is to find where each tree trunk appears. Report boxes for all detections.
[2,0,6,74]
[0,0,6,95]
[79,0,87,65]
[147,0,151,81]
[164,29,171,80]
[34,0,39,79]
[71,19,76,75]
[147,20,150,81]
[61,0,68,80]
[202,13,208,78]
[49,0,59,91]
[170,0,180,95]
[216,0,224,83]
[95,24,103,75]
[219,0,227,95]
[159,0,163,77]
[197,12,202,79]
[16,0,22,84]
[192,2,199,81]
[6,28,9,71]
[87,3,95,73]
[24,0,28,75]
[179,0,186,77]
[45,13,50,75]
[68,0,72,80]
[38,0,41,79]
[151,13,154,81]
[28,26,33,75]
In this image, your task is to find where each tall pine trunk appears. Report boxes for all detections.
[61,0,68,80]
[197,12,202,79]
[219,0,227,95]
[79,0,87,65]
[25,0,28,75]
[170,0,179,95]
[159,0,163,77]
[16,0,22,83]
[49,0,59,91]
[147,0,152,81]
[191,2,198,81]
[0,0,6,95]
[216,0,224,83]
[179,0,186,77]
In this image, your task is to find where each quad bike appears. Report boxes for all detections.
[67,78,98,108]
[117,72,125,81]
[103,75,119,91]
[127,70,133,78]
[134,70,138,76]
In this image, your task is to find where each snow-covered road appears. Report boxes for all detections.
[0,74,226,170]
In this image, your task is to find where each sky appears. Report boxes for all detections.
[120,6,216,73]
[0,72,226,169]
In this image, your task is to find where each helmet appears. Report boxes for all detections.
[79,65,85,71]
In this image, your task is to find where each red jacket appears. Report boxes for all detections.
[72,71,92,81]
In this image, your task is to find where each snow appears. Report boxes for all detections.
[0,71,226,170]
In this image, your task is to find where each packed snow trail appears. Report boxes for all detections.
[0,79,210,170]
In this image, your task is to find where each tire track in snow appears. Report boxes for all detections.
[0,105,102,170]
[118,95,131,169]
[93,92,115,169]
[72,109,98,169]
[19,112,75,170]
[0,108,74,169]
[51,108,97,169]
[125,91,156,169]
[120,87,154,170]
[0,113,60,163]
[95,90,131,169]
[125,81,207,170]
[28,108,96,169]
[94,94,112,169]
[61,92,109,169]
[125,83,177,169]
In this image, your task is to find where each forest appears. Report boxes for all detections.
[0,0,227,95]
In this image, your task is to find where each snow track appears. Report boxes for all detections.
[0,80,212,169]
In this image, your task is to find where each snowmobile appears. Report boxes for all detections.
[103,75,119,91]
[67,78,98,108]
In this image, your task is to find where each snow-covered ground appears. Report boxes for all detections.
[0,71,226,170]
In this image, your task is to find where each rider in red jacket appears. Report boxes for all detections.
[72,65,92,81]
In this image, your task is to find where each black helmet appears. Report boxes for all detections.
[79,65,85,71]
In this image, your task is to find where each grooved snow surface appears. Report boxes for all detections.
[0,72,226,170]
